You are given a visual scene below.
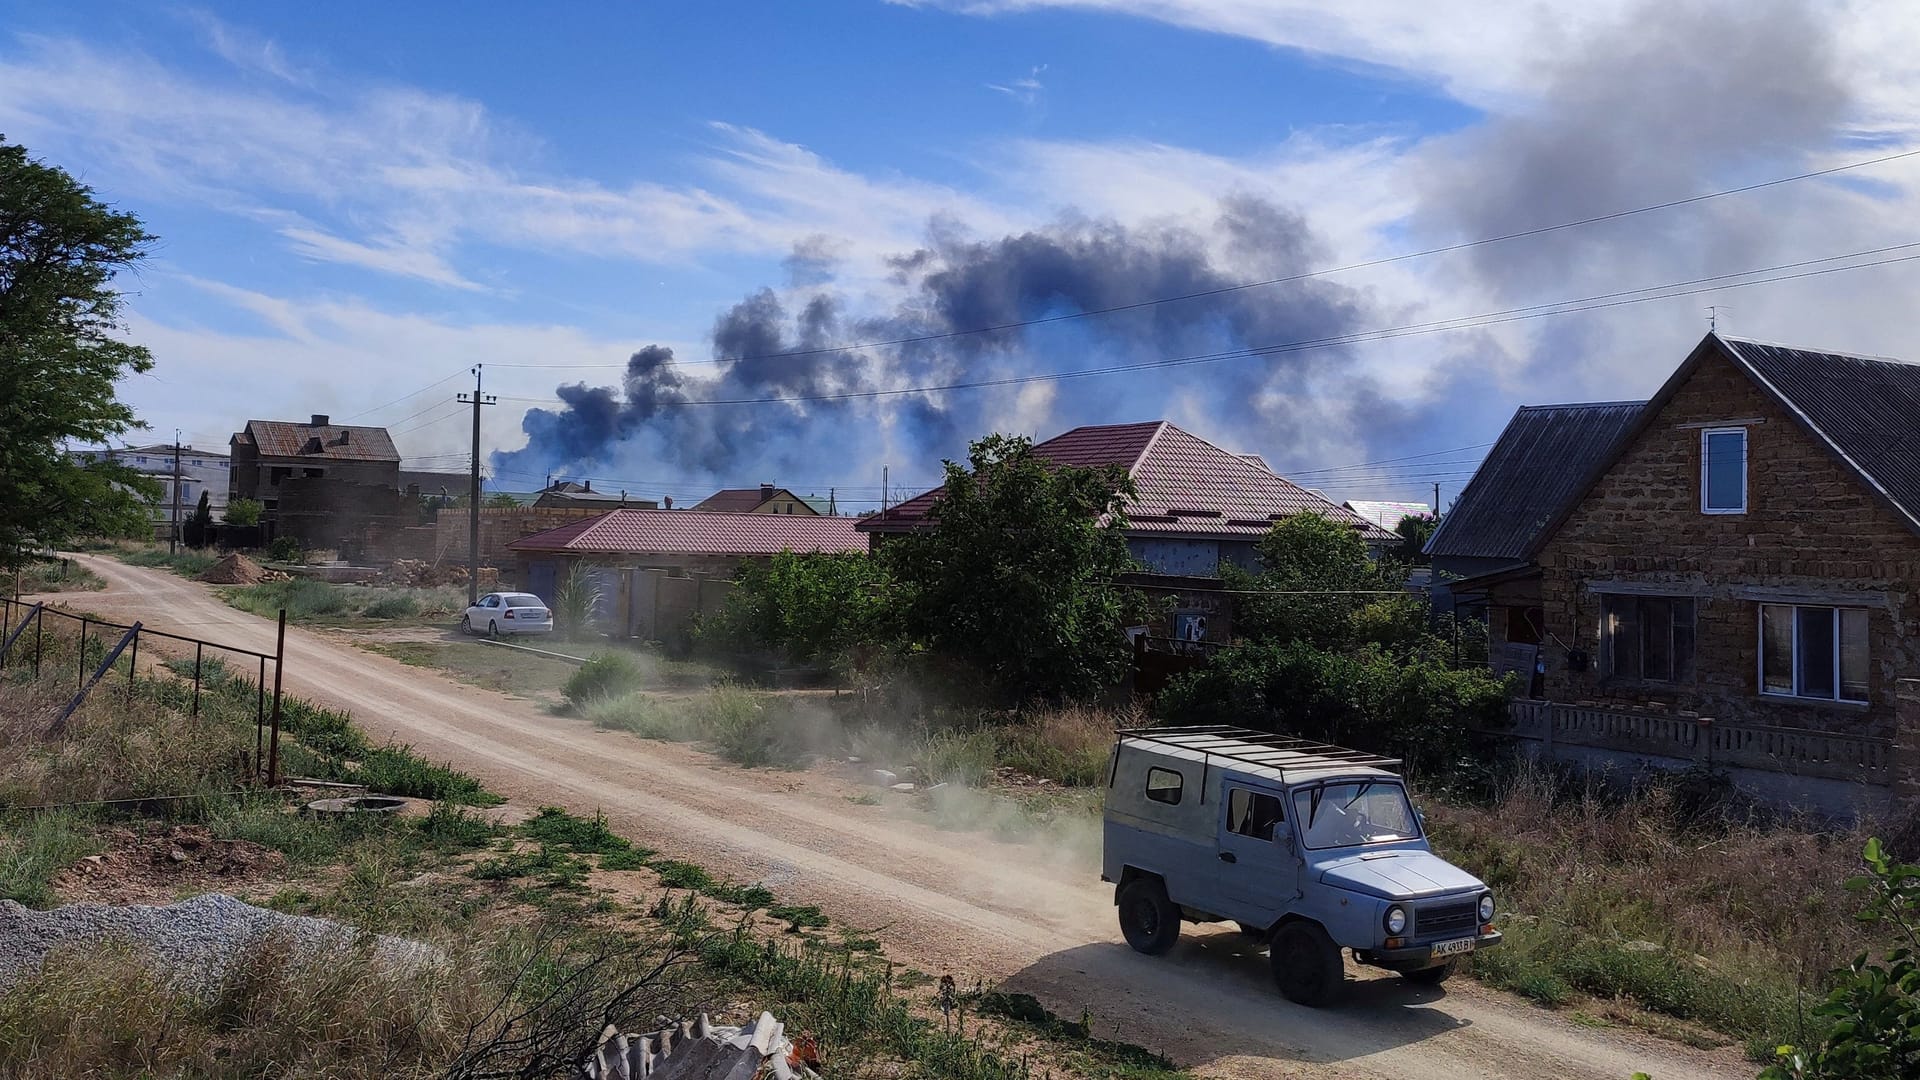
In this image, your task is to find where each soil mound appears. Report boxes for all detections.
[199,553,266,584]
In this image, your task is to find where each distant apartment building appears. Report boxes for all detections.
[69,444,231,540]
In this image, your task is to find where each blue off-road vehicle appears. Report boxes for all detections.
[1101,726,1500,1006]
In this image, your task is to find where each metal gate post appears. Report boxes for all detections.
[267,609,287,786]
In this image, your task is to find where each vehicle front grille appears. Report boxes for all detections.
[1413,900,1477,939]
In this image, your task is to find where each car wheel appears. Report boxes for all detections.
[488,620,499,639]
[459,615,471,635]
[1403,961,1454,986]
[1270,921,1344,1007]
[1117,878,1180,956]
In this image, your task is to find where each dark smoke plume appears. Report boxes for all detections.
[493,195,1389,496]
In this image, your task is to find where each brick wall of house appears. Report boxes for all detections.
[1536,346,1920,737]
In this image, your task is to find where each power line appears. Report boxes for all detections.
[491,237,1920,411]
[486,145,1920,372]
[1283,442,1496,476]
[338,367,470,422]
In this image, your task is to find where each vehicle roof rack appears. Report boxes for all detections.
[1113,725,1402,776]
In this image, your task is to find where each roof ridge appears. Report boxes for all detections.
[1716,333,1915,367]
[1128,420,1173,479]
[1514,400,1646,412]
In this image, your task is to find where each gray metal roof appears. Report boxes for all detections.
[1424,401,1644,562]
[1721,336,1920,533]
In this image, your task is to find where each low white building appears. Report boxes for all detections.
[69,444,231,540]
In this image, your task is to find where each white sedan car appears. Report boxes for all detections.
[461,592,554,637]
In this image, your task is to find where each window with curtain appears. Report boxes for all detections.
[1601,594,1696,682]
[1760,604,1868,702]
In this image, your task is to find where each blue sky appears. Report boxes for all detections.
[8,1,1920,509]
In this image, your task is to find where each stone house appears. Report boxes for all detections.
[229,415,401,537]
[1451,333,1920,815]
[692,484,823,515]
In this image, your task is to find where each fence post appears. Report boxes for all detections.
[33,607,43,675]
[256,656,266,778]
[77,617,88,690]
[1894,679,1920,812]
[127,629,139,700]
[192,642,204,716]
[267,609,287,786]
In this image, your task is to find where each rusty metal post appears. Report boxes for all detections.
[267,609,287,786]
[127,629,139,699]
[192,642,204,716]
[77,617,88,690]
[33,607,43,675]
[256,655,266,776]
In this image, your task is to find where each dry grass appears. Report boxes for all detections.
[0,934,483,1079]
[1426,762,1877,1055]
[0,667,250,809]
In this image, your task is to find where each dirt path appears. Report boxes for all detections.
[44,556,1749,1080]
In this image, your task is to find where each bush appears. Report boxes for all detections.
[697,551,888,665]
[362,595,419,619]
[562,653,646,707]
[582,693,700,741]
[1157,638,1510,773]
[223,498,262,527]
[226,578,348,619]
[264,536,305,563]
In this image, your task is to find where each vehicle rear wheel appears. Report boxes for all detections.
[1403,961,1453,986]
[1270,922,1344,1007]
[488,620,499,638]
[460,615,472,635]
[1117,878,1180,956]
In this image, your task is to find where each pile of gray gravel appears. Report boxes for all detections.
[0,893,437,994]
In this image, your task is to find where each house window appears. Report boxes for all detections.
[1227,787,1283,841]
[1601,595,1696,682]
[1702,428,1747,514]
[1145,767,1183,805]
[1760,605,1869,702]
[1505,606,1544,646]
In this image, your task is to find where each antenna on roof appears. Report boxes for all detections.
[1707,305,1730,332]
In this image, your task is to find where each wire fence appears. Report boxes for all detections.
[0,596,290,784]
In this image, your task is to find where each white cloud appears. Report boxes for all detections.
[987,64,1048,106]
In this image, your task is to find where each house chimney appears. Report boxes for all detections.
[311,414,330,427]
[336,430,350,445]
[583,480,592,492]
[663,495,673,509]
[760,483,776,500]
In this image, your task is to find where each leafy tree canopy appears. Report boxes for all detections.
[0,138,158,566]
[880,433,1149,701]
[224,498,263,527]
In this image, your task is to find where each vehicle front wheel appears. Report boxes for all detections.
[1270,922,1344,1007]
[1403,961,1453,986]
[1117,878,1180,956]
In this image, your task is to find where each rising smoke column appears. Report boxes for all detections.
[492,194,1390,491]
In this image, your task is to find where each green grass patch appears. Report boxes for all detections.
[521,807,631,855]
[225,578,350,619]
[582,693,701,741]
[116,547,218,578]
[9,559,105,594]
[767,903,830,932]
[650,859,715,891]
[361,595,419,619]
[562,652,646,706]
[0,812,102,907]
[597,848,652,871]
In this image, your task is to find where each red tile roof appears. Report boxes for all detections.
[234,419,399,462]
[508,508,866,556]
[862,421,1393,542]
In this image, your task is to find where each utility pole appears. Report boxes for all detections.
[828,486,836,516]
[1433,482,1441,516]
[169,431,183,554]
[882,465,889,516]
[458,366,497,605]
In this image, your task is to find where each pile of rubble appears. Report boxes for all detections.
[383,559,499,588]
[199,553,267,585]
[583,1013,820,1080]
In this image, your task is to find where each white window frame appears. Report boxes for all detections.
[1701,427,1748,515]
[1757,604,1869,704]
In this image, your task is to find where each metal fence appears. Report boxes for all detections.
[0,596,291,784]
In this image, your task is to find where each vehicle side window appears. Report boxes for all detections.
[1227,787,1284,842]
[1144,767,1183,805]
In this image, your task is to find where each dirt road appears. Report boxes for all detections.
[47,555,1748,1080]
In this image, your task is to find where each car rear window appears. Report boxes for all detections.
[504,595,545,607]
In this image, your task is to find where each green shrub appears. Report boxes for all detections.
[354,746,498,805]
[582,693,700,741]
[264,536,305,563]
[361,595,419,619]
[914,729,998,786]
[562,653,645,706]
[651,859,714,890]
[696,550,889,664]
[227,578,349,619]
[223,498,262,526]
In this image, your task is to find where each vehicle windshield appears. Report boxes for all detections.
[1291,781,1420,849]
[504,595,545,607]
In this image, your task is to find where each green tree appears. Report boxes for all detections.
[182,490,213,548]
[880,433,1149,701]
[698,551,887,665]
[484,492,521,508]
[1233,512,1394,648]
[1395,512,1437,564]
[224,498,263,527]
[0,139,159,567]
[1762,838,1920,1080]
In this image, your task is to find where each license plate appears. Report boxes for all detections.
[1431,937,1476,958]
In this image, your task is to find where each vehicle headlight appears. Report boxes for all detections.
[1384,905,1407,935]
[1479,893,1496,923]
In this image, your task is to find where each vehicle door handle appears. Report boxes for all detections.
[1217,851,1237,864]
